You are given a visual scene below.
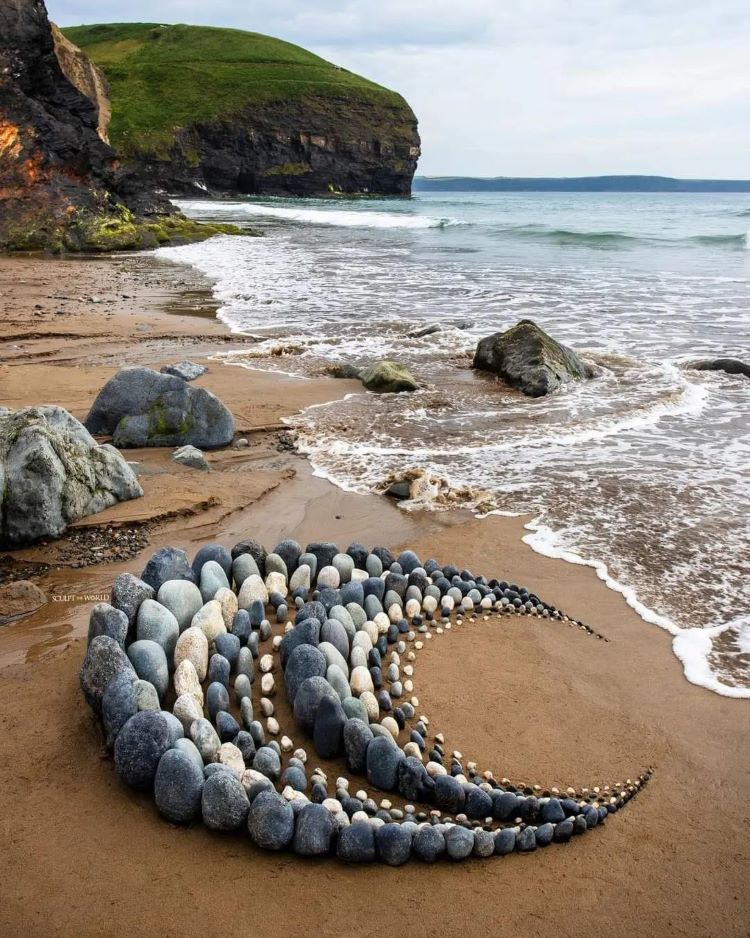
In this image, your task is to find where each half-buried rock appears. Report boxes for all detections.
[0,406,142,548]
[472,319,598,397]
[359,361,419,393]
[84,367,234,448]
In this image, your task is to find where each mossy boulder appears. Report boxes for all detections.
[472,319,598,397]
[0,405,143,547]
[360,362,419,393]
[84,367,234,449]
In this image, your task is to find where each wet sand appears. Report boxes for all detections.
[0,253,748,938]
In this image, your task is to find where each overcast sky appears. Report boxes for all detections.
[49,1,750,178]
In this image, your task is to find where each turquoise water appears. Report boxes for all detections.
[160,192,750,697]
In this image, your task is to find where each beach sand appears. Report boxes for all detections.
[0,253,747,938]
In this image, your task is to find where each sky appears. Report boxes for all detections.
[49,1,750,178]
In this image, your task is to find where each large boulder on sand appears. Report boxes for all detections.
[359,361,419,393]
[472,319,598,397]
[0,406,142,547]
[84,367,234,449]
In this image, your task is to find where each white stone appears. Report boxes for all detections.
[174,626,209,681]
[352,810,369,824]
[267,717,280,735]
[293,748,307,763]
[281,736,294,752]
[323,798,342,814]
[272,635,283,650]
[350,665,374,696]
[350,569,368,582]
[265,571,287,596]
[173,658,203,704]
[289,565,311,592]
[173,693,203,733]
[405,598,421,618]
[316,565,340,590]
[215,587,238,631]
[441,595,455,611]
[359,691,379,722]
[260,697,274,717]
[403,679,414,694]
[191,600,226,646]
[373,613,389,633]
[404,742,422,759]
[352,631,372,654]
[388,604,402,623]
[219,743,245,778]
[350,646,368,669]
[237,574,268,609]
[260,653,274,673]
[426,761,447,777]
[261,673,275,696]
[381,716,399,739]
[336,777,349,790]
[422,595,438,614]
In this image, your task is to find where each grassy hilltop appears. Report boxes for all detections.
[63,22,414,159]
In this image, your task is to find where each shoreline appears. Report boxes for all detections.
[0,250,748,937]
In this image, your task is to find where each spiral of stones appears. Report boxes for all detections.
[80,538,651,864]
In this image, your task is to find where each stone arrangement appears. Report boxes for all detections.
[80,538,651,864]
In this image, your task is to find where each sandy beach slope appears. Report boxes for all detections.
[0,253,747,938]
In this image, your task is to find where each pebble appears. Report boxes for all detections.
[154,748,205,823]
[80,636,136,715]
[114,711,171,790]
[88,603,129,648]
[202,771,250,831]
[248,790,295,850]
[292,803,336,856]
[127,640,169,700]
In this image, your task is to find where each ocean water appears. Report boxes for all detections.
[158,192,750,698]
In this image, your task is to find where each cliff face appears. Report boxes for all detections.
[146,97,420,197]
[51,23,110,143]
[64,23,421,198]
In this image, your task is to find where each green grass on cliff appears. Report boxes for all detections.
[62,23,413,157]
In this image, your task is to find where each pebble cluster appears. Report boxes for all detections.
[80,538,651,864]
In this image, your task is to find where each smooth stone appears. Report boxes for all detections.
[337,820,376,862]
[494,827,517,855]
[253,746,282,781]
[232,553,260,588]
[248,790,295,850]
[492,790,521,821]
[114,710,171,790]
[216,710,241,744]
[473,828,495,857]
[445,824,474,860]
[202,772,250,831]
[233,730,257,765]
[173,625,209,680]
[234,673,252,704]
[376,822,413,865]
[293,803,336,856]
[191,600,226,646]
[154,748,204,822]
[174,737,204,772]
[350,665,374,696]
[231,539,267,574]
[198,560,230,603]
[332,553,355,585]
[110,573,154,631]
[366,736,404,791]
[281,765,307,792]
[206,681,230,721]
[326,664,352,702]
[413,826,446,862]
[553,818,575,843]
[435,775,466,814]
[238,575,269,609]
[219,742,246,778]
[173,694,203,734]
[320,620,350,661]
[190,718,221,764]
[156,580,203,632]
[135,600,179,663]
[279,619,321,668]
[365,554,383,577]
[284,644,327,703]
[273,539,301,576]
[465,786,494,819]
[88,603,128,648]
[340,582,365,607]
[101,671,137,748]
[214,632,241,670]
[207,654,230,688]
[541,797,566,824]
[313,694,347,759]
[535,822,555,846]
[80,635,136,715]
[134,679,160,711]
[342,696,369,723]
[343,718,373,774]
[293,676,338,735]
[289,564,311,592]
[141,547,195,592]
[516,826,537,852]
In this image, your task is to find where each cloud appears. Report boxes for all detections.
[48,0,750,176]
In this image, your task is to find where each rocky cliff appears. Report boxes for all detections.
[0,2,243,251]
[51,23,110,143]
[63,23,421,198]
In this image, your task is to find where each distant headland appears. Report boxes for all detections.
[414,175,750,193]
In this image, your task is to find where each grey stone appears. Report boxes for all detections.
[111,573,154,630]
[292,677,338,735]
[465,786,493,820]
[190,718,221,764]
[160,361,208,382]
[84,367,235,449]
[516,826,537,852]
[161,711,185,746]
[202,772,250,831]
[326,664,351,702]
[376,822,413,866]
[413,826,446,862]
[214,633,240,670]
[247,790,295,850]
[273,539,301,575]
[114,710,171,790]
[279,619,321,668]
[154,748,204,822]
[101,671,137,748]
[172,445,209,470]
[156,579,203,632]
[313,693,347,759]
[216,710,240,744]
[535,822,555,846]
[174,738,204,772]
[253,746,281,781]
[360,361,419,393]
[208,654,230,688]
[141,547,196,592]
[198,560,229,602]
[292,803,336,856]
[445,825,474,860]
[540,797,566,824]
[435,775,466,814]
[473,828,495,857]
[88,603,129,648]
[284,644,327,704]
[136,600,179,661]
[0,406,142,547]
[494,827,517,856]
[341,696,369,723]
[337,820,376,862]
[192,544,233,580]
[134,679,160,711]
[80,635,136,714]
[206,681,230,721]
[473,319,598,397]
[127,640,169,700]
[366,735,404,791]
